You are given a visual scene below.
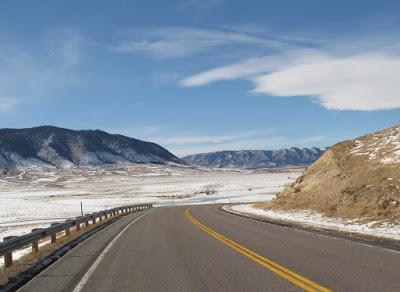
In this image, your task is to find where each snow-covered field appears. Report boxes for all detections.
[0,164,301,240]
[228,204,400,241]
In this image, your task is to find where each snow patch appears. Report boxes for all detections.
[229,204,400,241]
[350,126,400,164]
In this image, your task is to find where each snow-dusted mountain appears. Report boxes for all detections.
[0,126,183,171]
[182,148,325,169]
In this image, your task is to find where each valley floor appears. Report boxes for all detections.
[0,164,301,240]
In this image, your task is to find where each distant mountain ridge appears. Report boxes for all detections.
[182,148,325,169]
[0,126,183,171]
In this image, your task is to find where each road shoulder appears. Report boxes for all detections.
[221,204,400,252]
[17,210,153,292]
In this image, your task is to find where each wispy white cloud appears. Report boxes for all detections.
[0,98,17,112]
[168,136,288,157]
[253,52,400,111]
[110,126,162,138]
[180,49,324,86]
[152,134,233,145]
[151,130,269,146]
[0,28,85,111]
[44,28,85,67]
[300,135,326,143]
[152,72,181,85]
[112,126,327,156]
[177,0,224,11]
[110,27,296,58]
[180,47,400,111]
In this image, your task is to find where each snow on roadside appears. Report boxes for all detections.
[228,204,400,241]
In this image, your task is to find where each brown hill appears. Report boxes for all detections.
[257,125,400,223]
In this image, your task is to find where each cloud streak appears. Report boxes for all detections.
[180,49,324,86]
[0,98,17,112]
[0,28,85,111]
[181,48,400,111]
[253,53,400,111]
[111,27,297,58]
[45,28,85,67]
[113,127,328,156]
[177,0,224,11]
[143,129,325,156]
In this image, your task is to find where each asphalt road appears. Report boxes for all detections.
[19,205,400,292]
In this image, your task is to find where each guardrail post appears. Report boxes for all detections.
[31,228,43,254]
[3,236,17,268]
[76,218,81,231]
[84,214,90,227]
[65,220,73,236]
[50,223,58,244]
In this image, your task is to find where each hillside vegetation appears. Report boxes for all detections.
[257,125,400,222]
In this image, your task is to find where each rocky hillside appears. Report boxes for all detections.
[182,148,325,169]
[0,126,183,171]
[263,125,400,222]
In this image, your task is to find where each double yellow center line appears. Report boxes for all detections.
[185,208,331,292]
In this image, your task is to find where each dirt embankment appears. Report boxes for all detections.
[256,126,400,223]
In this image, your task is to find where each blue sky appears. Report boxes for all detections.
[1,0,400,156]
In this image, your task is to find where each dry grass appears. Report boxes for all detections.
[0,215,116,287]
[257,126,400,223]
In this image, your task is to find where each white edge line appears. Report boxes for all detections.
[72,211,152,292]
[222,205,400,254]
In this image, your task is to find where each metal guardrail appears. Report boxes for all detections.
[0,203,152,268]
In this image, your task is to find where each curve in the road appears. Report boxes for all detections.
[185,208,331,292]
